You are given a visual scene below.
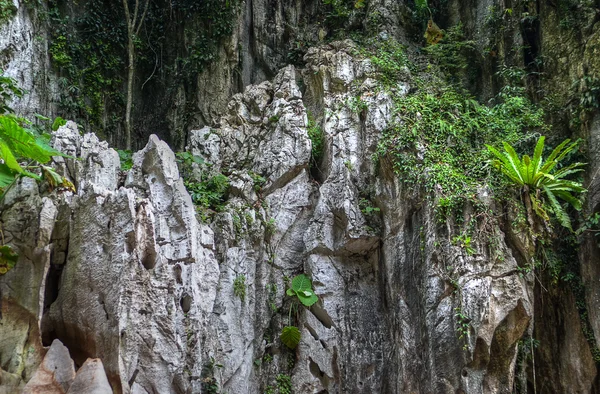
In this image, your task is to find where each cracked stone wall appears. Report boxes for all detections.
[3,39,594,394]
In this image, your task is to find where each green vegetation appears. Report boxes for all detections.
[201,357,223,394]
[280,274,318,349]
[117,149,133,171]
[359,197,380,216]
[307,114,324,168]
[175,152,230,219]
[321,0,367,33]
[367,40,409,86]
[46,0,238,146]
[280,326,301,350]
[275,374,292,394]
[0,73,71,276]
[454,307,471,350]
[452,233,475,256]
[233,274,247,302]
[249,171,266,192]
[0,245,18,275]
[51,117,67,131]
[487,136,585,231]
[376,75,547,221]
[0,0,16,24]
[423,24,477,78]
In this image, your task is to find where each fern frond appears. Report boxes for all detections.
[531,136,545,179]
[543,185,572,230]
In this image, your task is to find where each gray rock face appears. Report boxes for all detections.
[0,41,565,394]
[67,359,112,394]
[0,2,56,120]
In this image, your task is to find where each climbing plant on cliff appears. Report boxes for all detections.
[376,76,547,221]
[487,136,586,231]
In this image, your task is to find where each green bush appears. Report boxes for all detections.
[377,78,547,221]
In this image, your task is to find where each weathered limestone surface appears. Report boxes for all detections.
[23,339,76,394]
[0,41,574,394]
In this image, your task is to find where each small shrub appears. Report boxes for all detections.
[307,114,324,168]
[116,149,133,171]
[233,275,246,302]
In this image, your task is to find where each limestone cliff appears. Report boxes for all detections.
[0,0,599,393]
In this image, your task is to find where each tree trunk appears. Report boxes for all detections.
[122,0,148,150]
[125,37,134,150]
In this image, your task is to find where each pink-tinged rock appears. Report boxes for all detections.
[67,358,112,394]
[23,339,76,394]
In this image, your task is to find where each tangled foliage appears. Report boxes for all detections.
[377,75,547,220]
[47,0,238,141]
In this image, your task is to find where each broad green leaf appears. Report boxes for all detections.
[291,274,313,293]
[531,136,545,179]
[286,288,295,297]
[41,165,64,187]
[0,163,16,187]
[0,138,24,173]
[297,291,318,307]
[52,117,67,131]
[280,326,301,349]
[0,116,66,164]
[553,190,582,211]
[0,245,18,275]
[489,136,585,230]
[502,142,525,184]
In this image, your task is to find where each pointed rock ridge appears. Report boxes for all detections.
[52,121,121,194]
[23,339,76,394]
[66,358,112,394]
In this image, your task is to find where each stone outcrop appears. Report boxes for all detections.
[3,39,590,394]
[23,339,75,394]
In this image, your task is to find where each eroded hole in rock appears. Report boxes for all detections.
[125,231,136,254]
[309,357,331,389]
[305,323,319,340]
[42,263,64,313]
[174,264,183,284]
[310,304,334,329]
[462,369,468,377]
[180,294,192,313]
[98,295,109,321]
[141,249,157,270]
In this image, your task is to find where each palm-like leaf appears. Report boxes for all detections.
[487,136,586,230]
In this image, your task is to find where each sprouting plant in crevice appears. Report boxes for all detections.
[201,357,223,394]
[454,307,471,350]
[275,374,293,394]
[233,274,246,302]
[175,152,230,218]
[487,136,586,231]
[280,274,319,349]
[117,149,133,171]
[307,114,324,169]
[452,233,475,256]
